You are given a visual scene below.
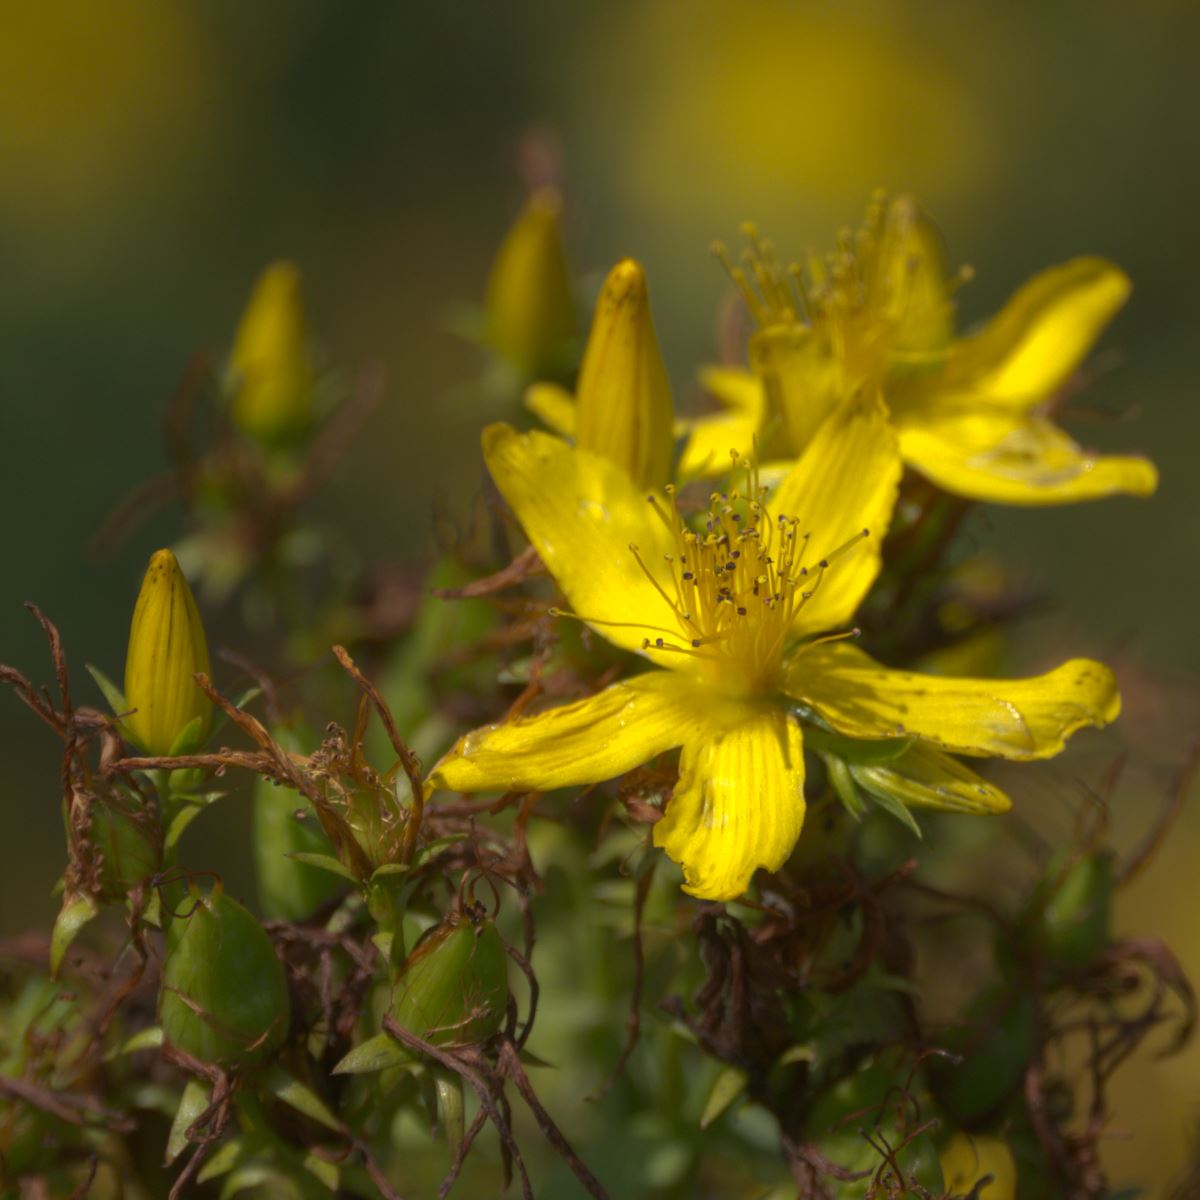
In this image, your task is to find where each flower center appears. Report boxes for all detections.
[627,463,866,696]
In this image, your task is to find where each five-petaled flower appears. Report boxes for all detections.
[678,194,1158,506]
[427,403,1120,900]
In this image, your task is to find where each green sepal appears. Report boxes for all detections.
[699,1065,748,1129]
[164,792,223,855]
[802,723,916,765]
[207,687,263,740]
[167,714,209,758]
[50,894,99,977]
[332,1031,415,1075]
[85,664,130,734]
[167,1077,211,1165]
[261,1065,343,1133]
[823,755,868,821]
[856,777,924,838]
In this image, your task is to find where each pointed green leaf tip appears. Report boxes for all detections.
[123,549,212,757]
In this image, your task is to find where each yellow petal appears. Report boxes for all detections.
[851,742,1011,815]
[697,365,763,414]
[676,410,759,479]
[896,409,1158,504]
[524,382,577,437]
[654,702,805,900]
[482,423,677,659]
[574,259,675,491]
[937,257,1130,407]
[785,641,1119,761]
[770,392,902,635]
[484,188,576,377]
[124,549,212,756]
[750,321,846,454]
[675,365,764,478]
[428,670,705,794]
[939,1133,1017,1200]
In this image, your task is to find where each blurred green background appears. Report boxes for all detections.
[2,0,1197,1192]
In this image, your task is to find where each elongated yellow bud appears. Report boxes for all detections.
[484,189,576,376]
[124,549,212,756]
[229,261,315,444]
[939,1132,1017,1200]
[575,258,674,490]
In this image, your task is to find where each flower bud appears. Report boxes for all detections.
[123,549,212,756]
[228,261,315,444]
[1022,850,1114,969]
[484,189,576,377]
[160,886,290,1071]
[389,910,508,1048]
[930,986,1037,1124]
[574,258,674,490]
[939,1133,1017,1200]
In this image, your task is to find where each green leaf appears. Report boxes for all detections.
[104,1025,164,1061]
[700,1065,748,1128]
[167,1078,211,1165]
[262,1066,343,1133]
[51,894,99,977]
[862,784,923,838]
[287,852,359,884]
[332,1031,415,1075]
[85,664,128,722]
[823,755,867,821]
[302,1152,340,1192]
[196,1136,249,1183]
[164,794,223,854]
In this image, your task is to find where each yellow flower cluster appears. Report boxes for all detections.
[427,193,1153,902]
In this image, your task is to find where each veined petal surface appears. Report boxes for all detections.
[934,257,1130,408]
[483,424,678,658]
[896,409,1157,505]
[429,670,705,794]
[770,393,902,635]
[785,642,1119,761]
[654,702,806,901]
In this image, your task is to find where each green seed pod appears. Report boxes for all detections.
[1022,850,1115,970]
[803,1056,943,1197]
[89,801,161,902]
[930,986,1037,1125]
[389,911,508,1048]
[253,774,344,922]
[160,887,290,1071]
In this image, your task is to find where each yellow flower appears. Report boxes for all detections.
[228,261,315,444]
[428,405,1119,900]
[525,258,675,490]
[939,1132,1017,1199]
[484,188,577,377]
[124,549,212,756]
[680,195,1158,505]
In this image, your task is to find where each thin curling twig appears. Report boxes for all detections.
[332,644,425,863]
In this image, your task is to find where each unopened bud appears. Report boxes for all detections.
[1022,850,1114,969]
[124,550,212,756]
[871,194,953,359]
[389,910,508,1048]
[575,259,674,490]
[485,189,576,377]
[228,261,315,444]
[160,886,290,1071]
